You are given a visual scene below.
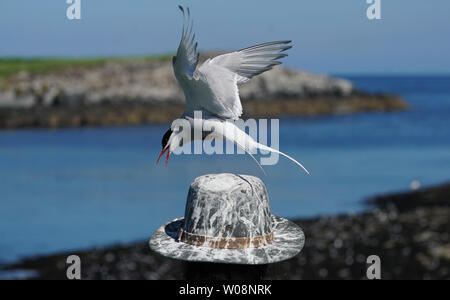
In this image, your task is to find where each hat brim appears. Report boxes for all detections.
[149,215,305,265]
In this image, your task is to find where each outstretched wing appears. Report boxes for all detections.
[173,6,199,80]
[188,41,292,119]
[208,41,292,84]
[189,62,243,119]
[172,7,292,120]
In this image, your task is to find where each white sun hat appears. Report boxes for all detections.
[149,173,305,265]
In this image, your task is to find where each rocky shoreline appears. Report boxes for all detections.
[2,183,448,280]
[0,57,408,129]
[0,93,406,129]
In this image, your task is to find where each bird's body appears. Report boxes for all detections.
[158,6,309,175]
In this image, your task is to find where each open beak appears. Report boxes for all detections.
[157,146,171,166]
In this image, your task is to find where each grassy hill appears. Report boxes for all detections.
[0,55,172,80]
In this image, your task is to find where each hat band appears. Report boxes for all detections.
[178,228,275,249]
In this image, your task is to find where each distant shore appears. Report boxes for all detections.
[0,56,408,129]
[0,93,406,129]
[2,182,448,280]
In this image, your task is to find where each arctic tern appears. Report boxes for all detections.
[157,6,309,175]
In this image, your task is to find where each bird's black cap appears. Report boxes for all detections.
[162,128,173,149]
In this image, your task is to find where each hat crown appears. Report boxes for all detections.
[182,174,273,239]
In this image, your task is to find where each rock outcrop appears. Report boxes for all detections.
[0,58,354,108]
[0,56,408,129]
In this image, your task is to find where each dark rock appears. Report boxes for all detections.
[367,182,450,212]
[2,182,449,280]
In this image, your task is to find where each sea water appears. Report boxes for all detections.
[0,75,449,262]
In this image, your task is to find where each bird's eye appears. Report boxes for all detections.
[172,56,177,64]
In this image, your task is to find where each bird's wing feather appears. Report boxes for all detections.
[187,62,243,119]
[173,8,291,120]
[173,6,199,80]
[185,41,292,120]
[172,7,232,119]
[208,40,292,84]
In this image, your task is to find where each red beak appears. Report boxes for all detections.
[157,147,168,164]
[157,147,171,166]
[165,149,171,166]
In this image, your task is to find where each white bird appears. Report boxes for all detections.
[158,6,309,175]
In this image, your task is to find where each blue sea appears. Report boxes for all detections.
[0,75,449,263]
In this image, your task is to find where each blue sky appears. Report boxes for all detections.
[0,0,449,74]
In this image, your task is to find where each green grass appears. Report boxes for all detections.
[0,54,172,80]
